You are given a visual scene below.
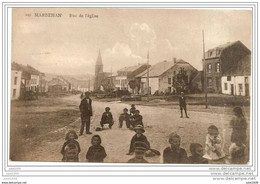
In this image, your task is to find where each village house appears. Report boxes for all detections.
[47,76,72,92]
[221,54,251,96]
[136,58,199,95]
[115,63,150,92]
[11,62,43,100]
[203,40,251,93]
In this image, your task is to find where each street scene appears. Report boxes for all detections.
[10,8,251,164]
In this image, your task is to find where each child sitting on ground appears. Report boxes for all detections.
[127,125,150,155]
[119,108,130,128]
[131,110,143,128]
[100,107,114,129]
[61,130,81,162]
[163,132,187,163]
[130,104,136,116]
[188,143,208,164]
[203,125,225,161]
[127,141,149,163]
[86,135,107,162]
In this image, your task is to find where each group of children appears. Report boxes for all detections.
[61,106,247,164]
[100,104,143,130]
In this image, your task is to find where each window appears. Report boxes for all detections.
[207,64,212,73]
[227,76,231,81]
[207,77,212,87]
[245,77,248,83]
[224,83,228,90]
[215,63,220,72]
[14,77,17,85]
[13,89,16,97]
[238,84,243,92]
[168,87,171,92]
[168,78,171,84]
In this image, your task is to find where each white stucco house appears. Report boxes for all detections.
[221,54,251,96]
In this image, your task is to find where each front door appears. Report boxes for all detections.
[230,84,234,96]
[245,84,249,96]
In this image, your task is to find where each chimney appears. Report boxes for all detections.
[173,57,177,64]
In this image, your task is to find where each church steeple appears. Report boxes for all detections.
[95,49,103,75]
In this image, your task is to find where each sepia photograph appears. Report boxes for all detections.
[9,7,252,165]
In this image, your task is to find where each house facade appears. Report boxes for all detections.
[203,41,251,93]
[11,70,22,100]
[137,59,199,95]
[221,54,251,96]
[115,64,149,92]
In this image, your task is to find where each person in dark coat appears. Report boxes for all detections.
[130,104,136,116]
[100,107,114,128]
[188,143,208,164]
[79,92,93,135]
[127,125,150,155]
[127,141,149,163]
[179,92,189,118]
[163,132,188,163]
[61,130,81,162]
[119,108,130,128]
[131,110,143,127]
[86,135,107,162]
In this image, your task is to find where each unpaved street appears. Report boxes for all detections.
[19,94,249,163]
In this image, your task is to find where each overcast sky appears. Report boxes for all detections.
[12,8,252,75]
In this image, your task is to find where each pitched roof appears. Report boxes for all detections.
[223,54,251,76]
[118,63,147,73]
[11,62,41,75]
[205,40,250,59]
[137,59,190,78]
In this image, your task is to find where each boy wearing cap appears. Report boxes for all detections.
[127,141,149,163]
[119,108,130,128]
[179,92,189,118]
[100,107,114,129]
[163,132,188,163]
[127,125,150,155]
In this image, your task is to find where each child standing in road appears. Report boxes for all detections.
[163,132,188,163]
[228,107,247,164]
[132,110,143,127]
[86,135,107,162]
[130,104,136,116]
[119,108,130,128]
[188,143,208,164]
[203,125,225,161]
[127,125,150,155]
[61,130,81,162]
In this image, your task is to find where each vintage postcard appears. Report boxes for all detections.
[2,3,258,183]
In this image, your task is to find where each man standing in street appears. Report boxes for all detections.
[79,92,93,135]
[179,92,189,118]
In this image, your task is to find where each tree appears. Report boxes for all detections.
[172,68,189,94]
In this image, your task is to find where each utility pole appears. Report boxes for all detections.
[202,30,208,109]
[146,50,150,102]
[88,77,91,92]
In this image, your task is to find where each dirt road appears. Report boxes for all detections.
[20,94,249,163]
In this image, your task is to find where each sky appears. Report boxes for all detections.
[12,8,252,75]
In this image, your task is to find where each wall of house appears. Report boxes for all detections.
[140,77,159,94]
[221,75,250,96]
[30,74,40,92]
[11,70,22,100]
[115,76,128,90]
